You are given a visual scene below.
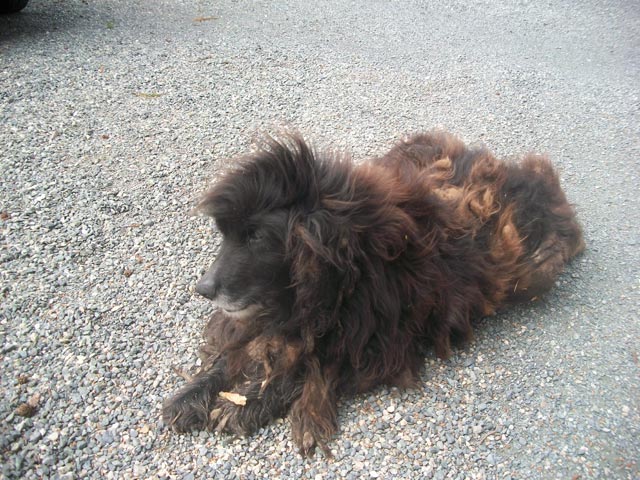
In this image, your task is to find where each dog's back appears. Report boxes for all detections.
[375,132,584,307]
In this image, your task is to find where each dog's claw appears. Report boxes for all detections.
[170,411,182,427]
[302,431,316,456]
[297,430,332,458]
[215,412,231,433]
[209,407,221,418]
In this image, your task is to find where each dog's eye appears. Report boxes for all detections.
[246,228,265,244]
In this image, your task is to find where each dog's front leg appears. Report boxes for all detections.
[211,372,303,436]
[162,356,230,432]
[289,358,339,457]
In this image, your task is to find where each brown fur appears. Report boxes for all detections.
[163,131,584,455]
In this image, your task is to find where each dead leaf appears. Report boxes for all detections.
[15,403,36,417]
[27,393,40,408]
[15,393,40,417]
[219,391,247,406]
[193,16,218,22]
[172,366,193,383]
[134,92,163,99]
[192,54,216,63]
[0,211,9,220]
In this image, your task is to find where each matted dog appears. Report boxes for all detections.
[163,131,584,455]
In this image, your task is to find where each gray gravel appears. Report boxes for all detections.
[1,0,639,478]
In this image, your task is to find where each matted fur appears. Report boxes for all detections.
[163,131,584,455]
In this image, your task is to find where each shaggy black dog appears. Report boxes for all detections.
[163,131,584,455]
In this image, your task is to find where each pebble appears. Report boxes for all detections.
[100,433,115,445]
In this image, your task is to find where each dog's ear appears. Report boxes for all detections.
[286,166,425,347]
[287,209,361,350]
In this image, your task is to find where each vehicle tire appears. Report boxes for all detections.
[0,0,29,14]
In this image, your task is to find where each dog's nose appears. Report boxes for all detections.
[195,275,218,300]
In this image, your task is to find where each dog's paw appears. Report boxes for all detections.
[290,416,333,458]
[162,386,212,433]
[209,398,258,437]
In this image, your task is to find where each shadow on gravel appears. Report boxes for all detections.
[0,2,108,43]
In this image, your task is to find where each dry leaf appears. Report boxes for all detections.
[172,367,193,383]
[27,393,40,408]
[218,391,247,406]
[193,16,218,22]
[15,403,36,417]
[15,393,40,417]
[134,92,163,99]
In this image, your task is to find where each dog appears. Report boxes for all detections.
[162,131,584,456]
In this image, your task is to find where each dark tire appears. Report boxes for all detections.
[0,0,29,14]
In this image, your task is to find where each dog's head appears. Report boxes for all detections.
[195,136,328,321]
[195,135,416,346]
[194,205,291,319]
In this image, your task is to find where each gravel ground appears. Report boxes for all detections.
[1,0,639,478]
